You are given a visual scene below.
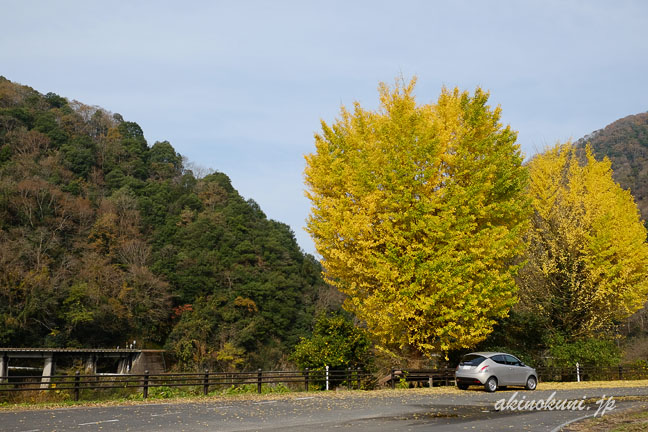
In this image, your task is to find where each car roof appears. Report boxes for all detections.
[463,352,514,357]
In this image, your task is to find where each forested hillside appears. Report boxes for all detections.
[0,77,330,370]
[575,112,648,218]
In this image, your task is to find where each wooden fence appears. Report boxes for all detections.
[0,368,375,401]
[1,363,646,402]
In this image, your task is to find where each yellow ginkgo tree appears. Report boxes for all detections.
[304,78,530,357]
[519,143,648,338]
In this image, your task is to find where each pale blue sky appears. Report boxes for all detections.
[2,0,647,255]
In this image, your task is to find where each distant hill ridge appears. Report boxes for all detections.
[575,112,648,219]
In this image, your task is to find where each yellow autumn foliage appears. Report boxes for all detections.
[304,78,530,357]
[520,143,648,337]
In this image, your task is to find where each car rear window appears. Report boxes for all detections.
[459,354,486,366]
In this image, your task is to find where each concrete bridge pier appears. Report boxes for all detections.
[41,355,55,389]
[84,355,97,374]
[117,354,133,374]
[0,354,7,383]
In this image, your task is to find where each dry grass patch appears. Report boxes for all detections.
[538,380,648,390]
[2,381,646,412]
[0,386,463,412]
[564,402,648,431]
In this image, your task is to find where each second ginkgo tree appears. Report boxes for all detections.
[519,143,648,338]
[304,79,530,357]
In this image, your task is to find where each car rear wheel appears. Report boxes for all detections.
[457,383,469,390]
[525,376,537,391]
[485,376,498,393]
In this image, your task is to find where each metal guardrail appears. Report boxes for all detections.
[535,364,648,382]
[393,364,648,386]
[0,368,376,401]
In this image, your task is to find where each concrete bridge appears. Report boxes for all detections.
[0,348,166,388]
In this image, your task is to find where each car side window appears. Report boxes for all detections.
[492,355,507,364]
[504,355,521,366]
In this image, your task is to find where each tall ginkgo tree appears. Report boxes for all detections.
[304,78,530,357]
[519,143,648,337]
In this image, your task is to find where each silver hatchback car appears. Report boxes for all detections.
[455,352,537,392]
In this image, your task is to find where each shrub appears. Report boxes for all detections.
[545,334,621,368]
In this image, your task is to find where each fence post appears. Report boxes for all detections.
[346,368,351,390]
[304,368,309,392]
[356,367,361,390]
[325,365,329,391]
[618,365,623,380]
[576,363,580,382]
[390,368,395,389]
[257,369,262,394]
[143,370,149,399]
[203,369,209,395]
[74,371,80,402]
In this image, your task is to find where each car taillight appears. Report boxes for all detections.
[479,365,489,373]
